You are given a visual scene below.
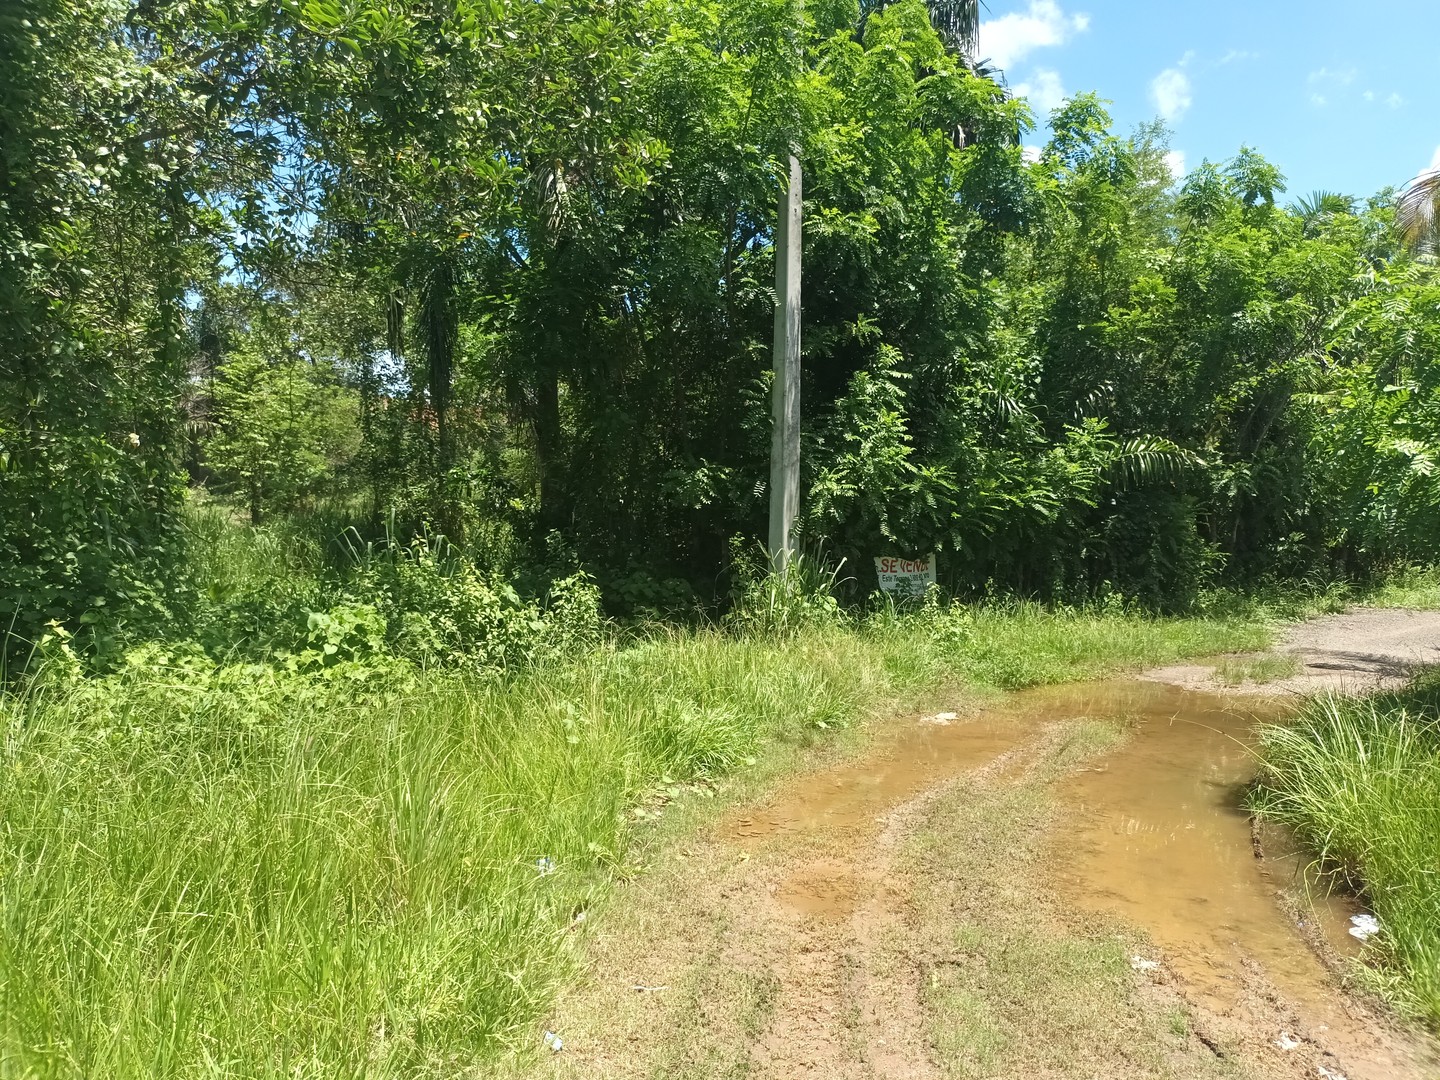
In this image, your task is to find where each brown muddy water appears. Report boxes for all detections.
[1039,681,1361,1007]
[730,706,1021,843]
[731,678,1365,1021]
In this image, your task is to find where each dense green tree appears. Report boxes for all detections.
[203,302,361,524]
[1,0,218,654]
[7,0,1440,649]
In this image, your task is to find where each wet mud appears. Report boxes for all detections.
[1044,680,1351,1010]
[724,677,1431,1078]
[729,708,1024,845]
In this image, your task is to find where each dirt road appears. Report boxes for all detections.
[516,609,1440,1080]
[1146,608,1440,695]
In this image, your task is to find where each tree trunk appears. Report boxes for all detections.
[534,365,564,533]
[422,258,460,539]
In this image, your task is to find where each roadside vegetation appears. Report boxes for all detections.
[1253,674,1440,1026]
[2,509,1287,1077]
[11,0,1440,672]
[7,0,1440,1072]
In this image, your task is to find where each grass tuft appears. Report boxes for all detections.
[1212,652,1303,686]
[1252,672,1440,1024]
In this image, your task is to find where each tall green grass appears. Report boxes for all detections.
[868,598,1270,690]
[0,602,1271,1076]
[0,635,875,1077]
[1253,673,1440,1024]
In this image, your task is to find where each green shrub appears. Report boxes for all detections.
[374,537,603,672]
[724,543,848,638]
[297,602,389,668]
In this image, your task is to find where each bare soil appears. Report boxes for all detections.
[504,609,1440,1080]
[1144,608,1440,695]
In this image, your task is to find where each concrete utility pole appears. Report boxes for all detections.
[768,152,802,572]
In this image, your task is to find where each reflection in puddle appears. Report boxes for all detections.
[1042,680,1355,1013]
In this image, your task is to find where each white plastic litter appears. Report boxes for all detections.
[1130,956,1160,972]
[922,712,959,725]
[1348,913,1380,941]
[536,856,556,876]
[543,1031,564,1053]
[1316,1066,1347,1080]
[1275,1032,1301,1051]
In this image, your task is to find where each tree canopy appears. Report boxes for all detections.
[5,0,1440,657]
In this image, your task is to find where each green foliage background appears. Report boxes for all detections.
[7,0,1440,654]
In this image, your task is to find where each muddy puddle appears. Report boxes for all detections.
[729,678,1388,1048]
[1040,681,1433,1080]
[729,705,1025,844]
[1041,681,1358,1006]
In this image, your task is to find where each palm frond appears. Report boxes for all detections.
[1397,168,1440,250]
[1107,436,1203,491]
[1290,190,1355,222]
[926,0,981,56]
[1070,381,1115,424]
[864,0,981,57]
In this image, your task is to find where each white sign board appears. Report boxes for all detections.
[874,554,937,597]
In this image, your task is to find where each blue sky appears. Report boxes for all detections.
[977,0,1440,199]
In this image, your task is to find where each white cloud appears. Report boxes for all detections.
[979,1,1090,70]
[1315,70,1403,109]
[1430,145,1440,170]
[1308,66,1357,88]
[1151,66,1193,122]
[1164,150,1187,180]
[1014,69,1068,113]
[1219,49,1259,65]
[1022,145,1044,164]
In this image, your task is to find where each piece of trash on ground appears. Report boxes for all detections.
[536,856,556,876]
[543,1031,563,1052]
[922,712,959,725]
[632,984,668,993]
[1316,1066,1347,1080]
[1347,913,1379,941]
[1275,1031,1301,1051]
[1130,956,1160,972]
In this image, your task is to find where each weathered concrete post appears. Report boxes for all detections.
[768,152,802,572]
